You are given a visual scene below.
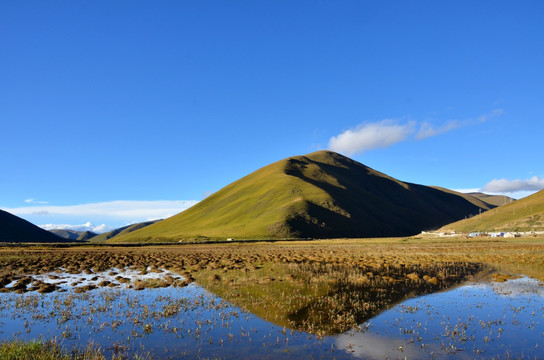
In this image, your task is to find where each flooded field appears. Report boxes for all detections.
[0,237,543,359]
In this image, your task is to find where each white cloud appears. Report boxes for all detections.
[24,198,49,204]
[40,222,111,233]
[452,188,481,194]
[328,119,415,155]
[482,176,544,193]
[328,109,503,156]
[415,120,460,140]
[5,200,198,219]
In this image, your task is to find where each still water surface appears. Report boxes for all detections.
[0,276,542,359]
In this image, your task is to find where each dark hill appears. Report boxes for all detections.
[111,151,490,243]
[49,229,97,241]
[50,229,81,240]
[76,231,98,241]
[0,210,67,243]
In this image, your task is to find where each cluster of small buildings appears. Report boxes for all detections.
[421,230,534,238]
[467,231,544,238]
[468,232,519,238]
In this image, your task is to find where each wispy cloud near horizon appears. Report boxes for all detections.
[40,222,111,233]
[453,176,544,200]
[24,198,49,204]
[2,200,199,231]
[328,109,503,156]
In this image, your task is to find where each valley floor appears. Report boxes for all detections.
[0,236,543,359]
[2,235,543,292]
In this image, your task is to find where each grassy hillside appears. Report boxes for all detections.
[440,190,544,233]
[111,151,489,243]
[90,220,159,242]
[0,210,66,243]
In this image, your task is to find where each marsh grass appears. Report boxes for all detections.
[0,340,149,360]
[1,236,543,291]
[0,237,542,334]
[0,237,542,358]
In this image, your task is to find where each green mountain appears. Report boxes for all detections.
[111,151,490,243]
[90,220,159,242]
[441,190,544,233]
[0,210,66,243]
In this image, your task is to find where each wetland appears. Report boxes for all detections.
[0,236,543,359]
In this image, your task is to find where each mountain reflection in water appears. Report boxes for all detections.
[198,261,486,335]
[0,266,542,359]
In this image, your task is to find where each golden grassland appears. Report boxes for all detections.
[0,236,543,335]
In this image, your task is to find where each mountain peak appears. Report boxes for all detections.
[110,152,489,243]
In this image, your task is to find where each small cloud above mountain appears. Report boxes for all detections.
[328,119,415,155]
[328,109,503,156]
[483,176,544,193]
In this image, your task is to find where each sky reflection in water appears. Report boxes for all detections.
[0,277,542,359]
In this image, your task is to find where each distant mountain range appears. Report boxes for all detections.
[90,220,159,242]
[441,190,544,233]
[466,192,515,207]
[0,209,159,243]
[110,151,494,243]
[0,209,65,243]
[49,229,98,241]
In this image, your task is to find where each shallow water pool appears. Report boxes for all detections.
[0,275,542,359]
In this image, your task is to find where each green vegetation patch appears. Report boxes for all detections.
[0,340,141,360]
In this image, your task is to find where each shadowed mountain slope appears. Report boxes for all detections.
[90,220,159,242]
[76,231,98,241]
[430,187,496,211]
[49,229,81,240]
[50,229,97,241]
[111,151,490,242]
[0,210,67,243]
[467,192,515,207]
[441,190,544,233]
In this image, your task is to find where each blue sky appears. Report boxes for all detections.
[2,1,543,232]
